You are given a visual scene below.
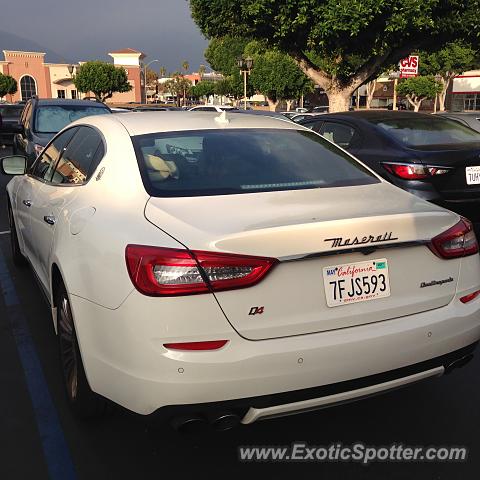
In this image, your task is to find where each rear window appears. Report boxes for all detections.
[0,106,22,118]
[373,116,480,147]
[132,128,379,197]
[34,105,110,134]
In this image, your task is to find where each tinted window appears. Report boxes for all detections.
[373,116,480,146]
[320,122,357,148]
[51,127,103,185]
[132,128,379,197]
[34,105,110,134]
[31,128,78,180]
[0,105,22,118]
[193,107,217,111]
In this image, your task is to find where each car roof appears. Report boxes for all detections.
[312,110,435,123]
[34,98,109,108]
[74,111,304,136]
[438,112,480,118]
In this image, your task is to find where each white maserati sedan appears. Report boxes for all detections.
[2,111,480,431]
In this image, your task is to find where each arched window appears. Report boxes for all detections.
[20,75,37,100]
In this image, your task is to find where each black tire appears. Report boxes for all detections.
[7,202,27,267]
[56,284,107,419]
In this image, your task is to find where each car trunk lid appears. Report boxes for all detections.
[145,183,461,339]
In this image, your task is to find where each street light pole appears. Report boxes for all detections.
[238,57,253,110]
[143,59,160,104]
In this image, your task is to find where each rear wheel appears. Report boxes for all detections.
[7,203,26,267]
[56,284,107,419]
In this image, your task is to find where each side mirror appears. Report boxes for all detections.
[1,156,27,175]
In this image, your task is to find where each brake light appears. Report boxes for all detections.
[163,340,228,350]
[125,245,277,296]
[428,218,479,259]
[382,163,450,180]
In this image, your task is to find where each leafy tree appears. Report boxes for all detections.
[0,73,17,98]
[164,75,192,106]
[190,0,480,112]
[396,76,443,112]
[191,80,216,102]
[205,36,250,75]
[74,61,132,102]
[245,41,313,111]
[419,42,479,112]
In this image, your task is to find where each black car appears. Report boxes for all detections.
[437,112,480,133]
[12,97,111,166]
[298,111,480,218]
[0,104,23,146]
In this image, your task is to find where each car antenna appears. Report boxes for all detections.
[214,110,230,126]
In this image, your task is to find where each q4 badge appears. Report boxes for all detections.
[249,306,265,316]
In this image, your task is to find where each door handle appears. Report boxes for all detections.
[43,215,56,225]
[23,199,32,207]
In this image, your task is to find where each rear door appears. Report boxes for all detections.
[29,126,103,290]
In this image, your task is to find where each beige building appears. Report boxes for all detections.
[0,48,144,104]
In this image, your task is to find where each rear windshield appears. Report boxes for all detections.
[0,105,22,118]
[132,128,379,197]
[34,106,110,133]
[373,116,480,147]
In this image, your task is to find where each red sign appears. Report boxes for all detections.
[399,56,419,78]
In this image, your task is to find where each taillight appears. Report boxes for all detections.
[382,163,450,180]
[428,218,479,259]
[125,245,277,296]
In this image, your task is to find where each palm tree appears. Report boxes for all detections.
[159,66,167,78]
[198,64,206,79]
[182,61,190,74]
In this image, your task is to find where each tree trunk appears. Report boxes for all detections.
[267,98,279,111]
[438,76,452,112]
[286,99,293,111]
[405,94,424,112]
[366,80,377,109]
[326,90,352,113]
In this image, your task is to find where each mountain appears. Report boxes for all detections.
[0,30,68,63]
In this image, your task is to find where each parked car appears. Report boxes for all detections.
[298,111,480,218]
[437,112,480,133]
[132,106,183,112]
[110,107,131,113]
[2,112,480,430]
[189,105,238,112]
[12,97,111,166]
[0,104,23,146]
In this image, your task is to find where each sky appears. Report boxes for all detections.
[0,0,209,73]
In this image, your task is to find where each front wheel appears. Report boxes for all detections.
[57,285,107,419]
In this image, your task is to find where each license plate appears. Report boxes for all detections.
[466,166,480,185]
[323,258,390,307]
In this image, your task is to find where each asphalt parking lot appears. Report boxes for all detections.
[1,145,480,479]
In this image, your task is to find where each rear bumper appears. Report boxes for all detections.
[69,290,480,417]
[153,343,475,424]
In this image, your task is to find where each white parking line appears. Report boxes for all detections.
[0,231,11,235]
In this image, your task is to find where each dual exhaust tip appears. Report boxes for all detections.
[172,411,240,433]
